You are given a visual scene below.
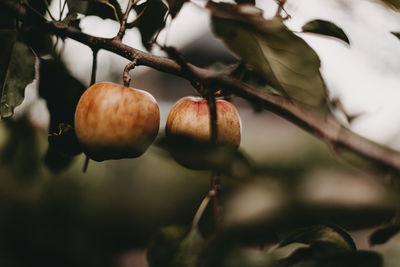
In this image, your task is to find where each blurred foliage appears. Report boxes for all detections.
[132,0,168,50]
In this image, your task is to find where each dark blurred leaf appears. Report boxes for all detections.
[369,223,400,245]
[147,225,188,267]
[48,123,82,156]
[380,0,400,10]
[166,0,188,18]
[45,123,82,171]
[0,116,40,179]
[391,32,400,40]
[280,243,383,267]
[66,0,123,21]
[221,248,278,267]
[302,20,350,45]
[207,2,328,115]
[0,41,35,118]
[234,0,255,4]
[156,134,253,178]
[279,224,356,251]
[133,0,168,50]
[38,58,85,170]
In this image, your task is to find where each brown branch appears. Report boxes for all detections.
[3,0,400,175]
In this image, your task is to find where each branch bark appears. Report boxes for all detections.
[3,0,400,174]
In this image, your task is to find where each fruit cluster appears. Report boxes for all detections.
[74,82,242,167]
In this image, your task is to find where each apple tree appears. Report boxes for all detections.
[1,0,400,266]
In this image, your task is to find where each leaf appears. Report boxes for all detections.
[133,0,168,50]
[279,224,356,251]
[0,42,36,118]
[369,223,400,245]
[38,58,85,171]
[207,2,329,114]
[234,0,256,4]
[280,243,383,267]
[166,0,188,18]
[380,0,400,11]
[302,20,350,45]
[173,227,206,267]
[391,32,400,40]
[66,0,123,21]
[147,225,206,267]
[147,225,188,267]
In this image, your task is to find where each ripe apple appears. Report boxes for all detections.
[165,96,241,169]
[74,82,160,161]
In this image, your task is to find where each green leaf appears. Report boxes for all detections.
[166,0,188,18]
[133,0,168,50]
[302,20,350,45]
[0,42,36,118]
[207,2,328,114]
[279,224,356,251]
[66,0,123,21]
[173,227,205,267]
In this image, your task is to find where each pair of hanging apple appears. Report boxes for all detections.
[74,82,241,168]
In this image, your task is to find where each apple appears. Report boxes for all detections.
[74,82,160,161]
[165,96,241,169]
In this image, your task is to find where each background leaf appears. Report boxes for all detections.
[234,0,256,4]
[166,0,188,18]
[66,0,123,21]
[0,41,35,118]
[208,2,328,114]
[380,0,400,11]
[302,19,350,45]
[279,224,356,251]
[38,57,85,171]
[133,0,168,50]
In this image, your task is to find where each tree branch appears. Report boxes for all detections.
[3,0,400,175]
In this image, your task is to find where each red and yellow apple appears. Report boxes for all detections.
[74,82,160,161]
[165,96,241,169]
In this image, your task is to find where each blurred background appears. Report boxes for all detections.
[1,0,400,266]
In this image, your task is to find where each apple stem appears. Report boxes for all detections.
[123,60,137,87]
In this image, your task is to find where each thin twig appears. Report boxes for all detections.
[3,0,400,176]
[60,0,67,20]
[206,89,222,224]
[44,0,56,21]
[192,193,212,228]
[82,49,98,173]
[125,5,148,28]
[116,0,139,40]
